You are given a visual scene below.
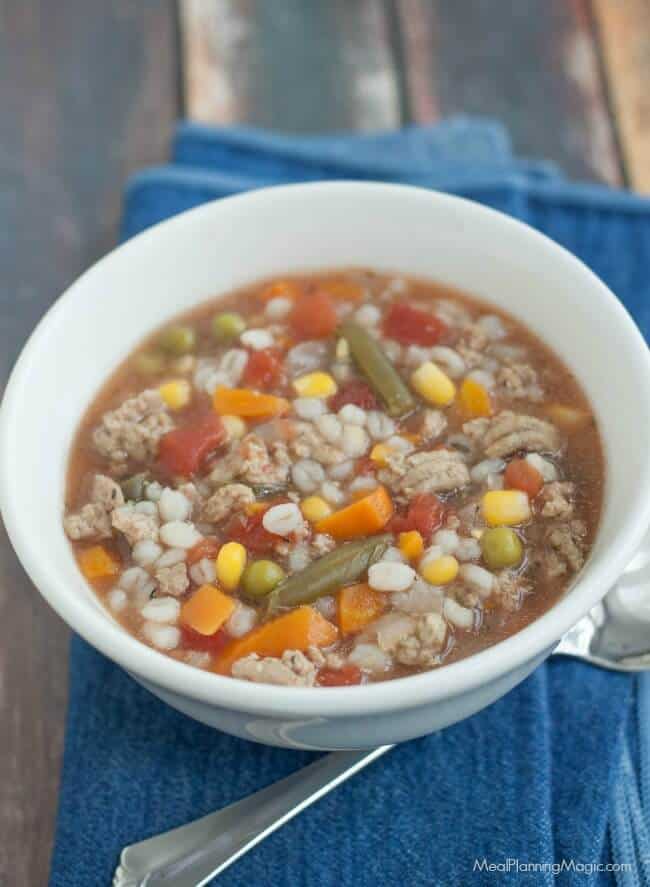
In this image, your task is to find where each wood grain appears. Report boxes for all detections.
[393,0,622,184]
[180,0,401,129]
[593,0,650,191]
[0,3,179,884]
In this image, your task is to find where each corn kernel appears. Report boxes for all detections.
[292,371,338,399]
[158,379,191,410]
[399,530,424,561]
[410,361,456,406]
[370,442,394,467]
[221,414,247,441]
[420,555,459,585]
[336,338,350,360]
[300,496,333,523]
[459,377,492,418]
[482,490,531,527]
[245,502,266,515]
[216,541,247,591]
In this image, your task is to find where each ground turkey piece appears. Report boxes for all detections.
[456,323,489,368]
[545,520,586,578]
[288,421,346,466]
[538,481,575,519]
[231,649,318,686]
[155,562,189,597]
[90,474,125,511]
[394,613,448,667]
[111,504,159,545]
[381,448,470,496]
[496,363,543,402]
[238,434,291,484]
[463,411,561,458]
[64,503,112,541]
[93,389,173,465]
[494,571,531,612]
[202,483,255,523]
[420,409,448,442]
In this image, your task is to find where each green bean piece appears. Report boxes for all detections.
[158,324,196,355]
[268,534,391,613]
[120,472,148,502]
[339,320,416,417]
[250,483,288,499]
[211,312,246,342]
[243,560,286,599]
[481,527,523,569]
[134,350,166,376]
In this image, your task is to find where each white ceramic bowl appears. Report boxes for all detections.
[2,183,650,750]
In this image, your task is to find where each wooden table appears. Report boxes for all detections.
[1,2,648,882]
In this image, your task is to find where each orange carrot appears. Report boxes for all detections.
[214,606,338,675]
[314,486,393,541]
[338,584,387,634]
[259,280,303,304]
[78,545,119,580]
[459,377,493,418]
[504,458,544,498]
[212,386,289,418]
[181,585,235,636]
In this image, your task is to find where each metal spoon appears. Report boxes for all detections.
[114,568,650,887]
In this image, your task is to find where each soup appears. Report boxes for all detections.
[63,270,603,687]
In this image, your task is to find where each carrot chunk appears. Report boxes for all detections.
[459,377,493,418]
[212,386,289,418]
[338,583,387,634]
[214,606,338,675]
[504,458,544,498]
[78,545,120,580]
[314,486,393,541]
[181,584,236,636]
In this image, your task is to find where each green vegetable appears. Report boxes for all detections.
[158,324,196,355]
[481,527,524,569]
[120,473,148,501]
[268,534,391,613]
[250,483,288,499]
[243,560,286,599]
[212,312,246,341]
[339,320,416,417]
[134,350,166,375]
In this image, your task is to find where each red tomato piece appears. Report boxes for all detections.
[158,412,225,477]
[186,537,221,565]
[389,493,445,541]
[290,292,337,340]
[329,379,378,412]
[356,456,377,476]
[382,303,448,346]
[226,509,277,554]
[243,349,284,390]
[317,664,363,687]
[180,625,229,654]
[504,458,544,498]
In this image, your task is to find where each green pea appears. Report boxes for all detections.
[481,527,524,570]
[158,324,196,355]
[211,312,246,342]
[134,350,166,375]
[120,472,148,502]
[242,560,286,599]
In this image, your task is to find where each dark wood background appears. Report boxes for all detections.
[0,0,646,882]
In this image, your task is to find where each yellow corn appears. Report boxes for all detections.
[482,490,531,527]
[420,555,459,585]
[369,442,394,468]
[300,496,333,523]
[158,379,191,410]
[221,414,247,441]
[245,502,266,515]
[459,377,492,418]
[399,530,424,561]
[216,541,247,591]
[410,361,456,407]
[292,371,338,398]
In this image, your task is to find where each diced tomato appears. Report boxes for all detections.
[180,625,229,654]
[226,508,277,554]
[186,537,221,565]
[504,458,544,498]
[389,493,445,541]
[290,292,338,340]
[317,664,363,687]
[329,379,378,412]
[158,412,225,477]
[382,303,448,346]
[356,456,377,476]
[243,349,284,389]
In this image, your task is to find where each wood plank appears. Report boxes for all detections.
[180,0,401,130]
[0,3,179,884]
[593,0,650,192]
[393,0,623,184]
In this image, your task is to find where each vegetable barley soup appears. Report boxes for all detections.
[64,271,603,687]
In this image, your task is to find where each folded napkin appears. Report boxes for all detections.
[50,119,650,887]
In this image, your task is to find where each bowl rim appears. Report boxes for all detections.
[3,180,650,719]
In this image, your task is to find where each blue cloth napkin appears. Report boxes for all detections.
[50,119,650,887]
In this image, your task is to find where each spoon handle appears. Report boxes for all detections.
[113,745,393,887]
